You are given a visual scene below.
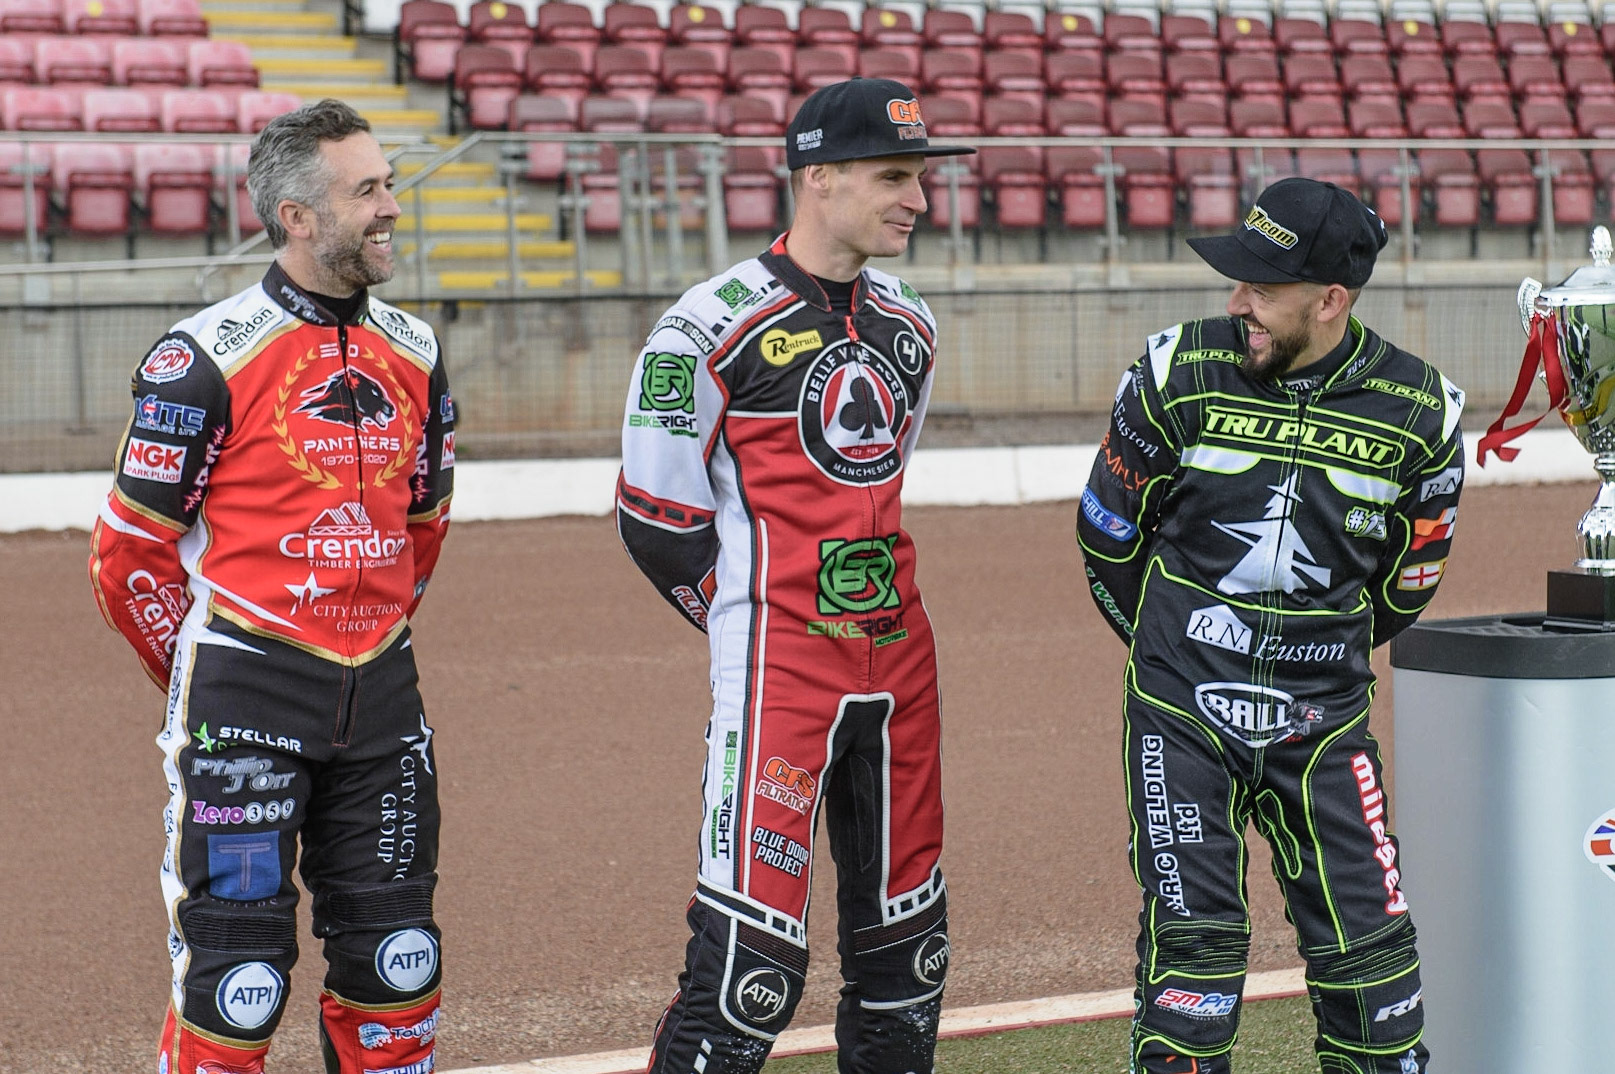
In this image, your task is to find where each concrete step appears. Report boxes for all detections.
[203,9,338,31]
[263,81,409,104]
[361,107,444,131]
[398,238,577,260]
[255,55,387,78]
[437,269,623,290]
[395,211,554,232]
[217,32,358,55]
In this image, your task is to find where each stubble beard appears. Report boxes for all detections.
[313,210,392,293]
[1242,316,1315,383]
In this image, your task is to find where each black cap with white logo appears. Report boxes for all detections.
[1187,178,1389,288]
[785,77,976,171]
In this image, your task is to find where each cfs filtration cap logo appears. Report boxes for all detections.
[798,341,913,485]
[886,97,927,140]
[376,928,439,992]
[215,961,284,1030]
[1194,682,1296,746]
[733,967,791,1025]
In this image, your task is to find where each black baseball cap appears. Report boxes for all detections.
[1187,178,1389,288]
[785,77,976,170]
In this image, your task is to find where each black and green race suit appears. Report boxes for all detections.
[1078,315,1464,1074]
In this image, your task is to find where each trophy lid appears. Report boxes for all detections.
[1539,226,1615,307]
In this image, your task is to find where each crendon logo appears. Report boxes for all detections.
[799,341,912,485]
[215,961,284,1030]
[639,352,696,412]
[912,932,950,986]
[296,368,397,430]
[1194,682,1296,746]
[375,928,439,992]
[818,535,901,615]
[733,967,790,1024]
[141,339,196,384]
[123,437,186,483]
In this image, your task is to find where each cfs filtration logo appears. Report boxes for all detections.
[1194,682,1297,746]
[799,341,914,485]
[886,97,927,140]
[757,756,816,815]
[1582,808,1615,884]
[817,536,900,616]
[632,352,697,437]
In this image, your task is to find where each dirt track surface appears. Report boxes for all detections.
[0,484,1583,1073]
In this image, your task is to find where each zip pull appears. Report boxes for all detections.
[844,315,859,342]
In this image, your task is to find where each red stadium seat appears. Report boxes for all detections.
[1046,95,1104,134]
[980,145,1045,228]
[1274,17,1330,56]
[798,7,858,68]
[792,46,851,92]
[983,10,1042,59]
[37,37,113,86]
[1219,14,1274,54]
[984,94,1044,171]
[1565,56,1615,103]
[1387,18,1442,57]
[860,7,921,68]
[53,142,134,234]
[1106,52,1166,105]
[662,45,724,109]
[717,94,779,134]
[1045,51,1104,107]
[1359,144,1418,226]
[1329,19,1388,56]
[922,10,981,65]
[66,0,137,34]
[1507,55,1562,100]
[0,141,50,236]
[452,43,521,130]
[160,88,235,132]
[0,39,33,86]
[1542,148,1594,224]
[134,141,211,234]
[733,4,794,68]
[536,2,600,73]
[1349,98,1405,136]
[236,90,300,132]
[1162,13,1218,53]
[1165,52,1224,101]
[4,87,83,130]
[722,145,778,230]
[397,0,466,83]
[725,46,788,122]
[1494,18,1549,58]
[1463,98,1521,138]
[1440,17,1495,59]
[468,0,534,69]
[1170,97,1227,135]
[1407,97,1464,137]
[1453,55,1509,101]
[646,94,709,131]
[670,3,730,69]
[921,50,981,94]
[602,3,666,72]
[1107,97,1176,229]
[508,92,573,180]
[83,87,158,131]
[1577,98,1615,137]
[1105,13,1160,55]
[1420,147,1481,227]
[593,43,658,113]
[1341,55,1398,101]
[523,45,589,116]
[1283,52,1340,100]
[137,0,205,36]
[858,47,916,84]
[1225,53,1283,100]
[1,0,64,34]
[1168,100,1237,228]
[215,142,260,232]
[1044,10,1100,54]
[1478,146,1536,225]
[580,92,641,131]
[1230,97,1288,136]
[1046,145,1104,228]
[188,39,258,87]
[1519,99,1575,138]
[985,51,1044,110]
[1290,97,1348,137]
[923,150,980,230]
[113,37,188,87]
[1395,55,1454,101]
[1547,18,1600,57]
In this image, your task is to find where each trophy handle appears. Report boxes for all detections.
[1518,277,1543,334]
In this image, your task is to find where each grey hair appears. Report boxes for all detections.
[247,99,372,249]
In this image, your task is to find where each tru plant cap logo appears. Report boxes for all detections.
[1244,205,1299,249]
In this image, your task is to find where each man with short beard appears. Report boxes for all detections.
[1076,178,1464,1074]
[90,99,453,1074]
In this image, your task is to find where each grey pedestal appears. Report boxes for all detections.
[1390,615,1615,1071]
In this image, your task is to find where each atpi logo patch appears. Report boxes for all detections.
[1583,809,1615,883]
[798,341,911,485]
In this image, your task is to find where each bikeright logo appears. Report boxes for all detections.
[817,535,901,615]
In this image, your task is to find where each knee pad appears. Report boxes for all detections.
[1135,916,1250,1057]
[846,891,950,1008]
[1307,915,1425,1059]
[175,896,299,1042]
[311,874,440,1006]
[691,896,809,1040]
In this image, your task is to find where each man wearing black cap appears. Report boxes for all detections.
[615,78,973,1074]
[1077,178,1465,1074]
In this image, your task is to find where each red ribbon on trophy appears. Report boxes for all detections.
[1477,312,1569,466]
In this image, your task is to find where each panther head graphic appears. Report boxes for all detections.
[295,368,396,430]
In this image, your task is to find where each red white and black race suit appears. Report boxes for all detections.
[88,263,453,1074]
[618,237,949,1074]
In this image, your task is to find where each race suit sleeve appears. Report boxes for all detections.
[406,350,454,618]
[1076,341,1184,645]
[1366,394,1465,645]
[88,332,230,688]
[615,307,723,632]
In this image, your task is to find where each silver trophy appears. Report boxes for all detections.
[1518,226,1615,625]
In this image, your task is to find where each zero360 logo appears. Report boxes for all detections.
[799,341,917,484]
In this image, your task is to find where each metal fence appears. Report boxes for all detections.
[1,281,1535,475]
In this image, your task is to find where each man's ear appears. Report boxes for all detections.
[1318,283,1352,325]
[277,199,315,241]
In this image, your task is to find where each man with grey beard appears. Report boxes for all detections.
[1076,178,1465,1074]
[91,98,453,1074]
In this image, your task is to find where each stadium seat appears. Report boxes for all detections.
[1542,148,1595,225]
[717,94,780,136]
[450,43,521,130]
[1395,54,1454,101]
[1440,14,1496,59]
[985,51,1044,110]
[1387,17,1442,56]
[536,1,601,73]
[1290,97,1348,137]
[725,46,788,122]
[468,0,534,69]
[646,94,709,133]
[1046,144,1104,228]
[1494,17,1549,58]
[1565,56,1615,103]
[1229,98,1296,190]
[1329,18,1389,56]
[923,9,982,66]
[215,142,260,232]
[1577,98,1615,137]
[113,37,188,87]
[982,96,1046,224]
[1462,98,1521,138]
[4,87,83,129]
[0,141,50,237]
[723,145,779,230]
[0,39,33,86]
[1105,13,1161,55]
[236,90,300,132]
[509,92,573,180]
[1507,55,1563,101]
[1107,97,1176,229]
[662,45,724,110]
[1226,53,1283,101]
[1044,10,1101,54]
[1045,51,1104,108]
[1106,52,1167,105]
[1349,98,1405,136]
[523,45,589,117]
[1162,12,1218,53]
[1170,96,1228,135]
[923,150,980,230]
[134,141,211,234]
[858,47,917,84]
[860,8,921,68]
[2,0,65,34]
[797,7,858,68]
[1171,101,1238,228]
[1453,56,1509,102]
[1282,52,1340,100]
[670,3,730,70]
[1341,55,1398,101]
[921,50,982,94]
[1273,16,1331,56]
[1547,16,1600,57]
[1219,13,1275,54]
[396,0,466,83]
[733,4,794,68]
[603,2,667,72]
[37,37,114,86]
[593,43,658,114]
[580,93,641,132]
[1164,51,1224,100]
[53,142,134,235]
[188,40,258,87]
[792,46,851,92]
[138,0,204,35]
[1477,146,1537,225]
[160,88,235,132]
[983,10,1042,59]
[66,0,137,34]
[83,87,159,131]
